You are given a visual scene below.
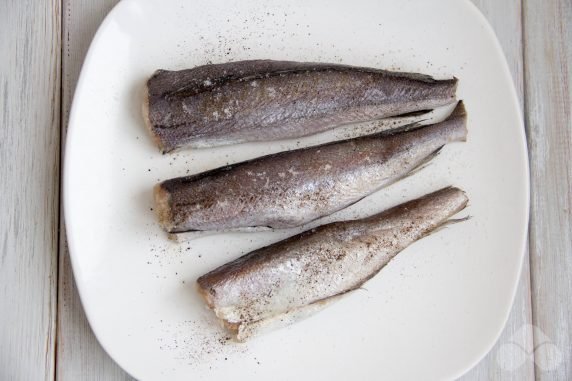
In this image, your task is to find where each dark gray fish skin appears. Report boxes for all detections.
[144,60,458,152]
[197,187,469,341]
[154,102,467,235]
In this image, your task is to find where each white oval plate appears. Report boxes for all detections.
[65,0,529,379]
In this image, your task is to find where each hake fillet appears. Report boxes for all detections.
[144,60,458,152]
[154,101,467,235]
[197,186,469,341]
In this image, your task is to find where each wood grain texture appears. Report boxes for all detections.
[460,0,535,379]
[524,0,572,379]
[56,1,131,380]
[0,0,61,379]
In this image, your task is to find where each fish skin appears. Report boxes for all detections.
[154,101,467,234]
[197,186,469,341]
[144,60,458,152]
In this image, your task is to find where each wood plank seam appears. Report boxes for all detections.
[54,0,65,378]
[1,0,62,378]
[523,0,572,379]
[50,0,63,377]
[518,0,537,377]
[520,2,537,377]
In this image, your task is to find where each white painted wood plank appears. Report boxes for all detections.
[56,1,132,380]
[57,240,133,380]
[0,0,61,379]
[524,0,572,379]
[460,1,535,380]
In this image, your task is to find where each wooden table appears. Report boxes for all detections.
[1,0,570,379]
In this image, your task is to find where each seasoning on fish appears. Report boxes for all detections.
[197,186,469,341]
[144,60,458,152]
[154,101,467,235]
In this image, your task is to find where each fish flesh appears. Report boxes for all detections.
[197,186,469,341]
[154,101,467,235]
[144,60,458,152]
[155,102,467,235]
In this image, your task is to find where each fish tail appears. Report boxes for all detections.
[405,146,444,178]
[430,215,472,235]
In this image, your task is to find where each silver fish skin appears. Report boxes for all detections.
[154,101,467,234]
[144,60,458,152]
[197,186,469,341]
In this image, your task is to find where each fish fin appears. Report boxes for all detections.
[371,109,433,136]
[396,146,444,182]
[168,230,217,241]
[378,100,465,137]
[377,120,426,136]
[429,215,472,235]
[169,226,274,242]
[394,109,432,118]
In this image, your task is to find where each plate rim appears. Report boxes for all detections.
[63,0,530,379]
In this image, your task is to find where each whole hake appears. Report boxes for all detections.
[144,60,458,152]
[197,186,469,341]
[154,101,467,235]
